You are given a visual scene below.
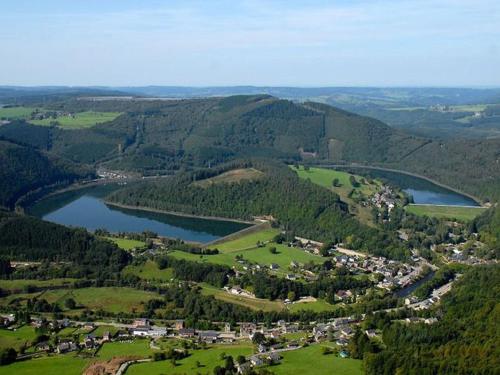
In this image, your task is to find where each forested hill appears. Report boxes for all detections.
[0,140,93,209]
[108,160,409,260]
[0,211,131,277]
[0,94,499,202]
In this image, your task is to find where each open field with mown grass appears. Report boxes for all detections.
[0,326,37,351]
[292,165,382,225]
[405,204,487,221]
[208,227,280,252]
[28,111,121,128]
[0,353,89,375]
[200,283,285,312]
[172,240,323,277]
[127,343,253,375]
[122,260,174,281]
[105,236,146,250]
[287,298,338,313]
[270,344,363,375]
[0,106,37,119]
[193,168,264,187]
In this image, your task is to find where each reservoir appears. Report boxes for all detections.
[27,184,251,243]
[333,167,480,206]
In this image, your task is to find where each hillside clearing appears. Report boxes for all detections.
[193,168,264,187]
[405,204,487,221]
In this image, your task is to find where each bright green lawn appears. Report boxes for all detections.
[0,326,37,351]
[405,204,486,221]
[122,261,174,282]
[127,343,253,375]
[287,299,338,313]
[200,283,285,312]
[208,227,280,252]
[98,340,154,359]
[29,111,121,129]
[0,354,88,375]
[105,236,146,250]
[0,106,37,119]
[171,241,323,276]
[269,344,363,375]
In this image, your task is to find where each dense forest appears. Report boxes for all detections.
[0,140,93,209]
[472,206,500,251]
[362,265,500,374]
[1,94,498,202]
[108,160,409,259]
[0,211,130,277]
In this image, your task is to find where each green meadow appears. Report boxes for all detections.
[0,106,37,120]
[0,326,37,351]
[122,260,174,282]
[270,344,363,375]
[287,298,338,313]
[105,236,146,250]
[29,111,121,128]
[405,204,486,221]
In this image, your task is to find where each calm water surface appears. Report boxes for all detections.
[28,184,250,243]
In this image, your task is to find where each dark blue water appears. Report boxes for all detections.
[334,167,479,206]
[28,184,250,243]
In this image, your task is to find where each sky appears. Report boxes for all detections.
[0,0,499,87]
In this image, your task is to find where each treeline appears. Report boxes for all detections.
[157,256,232,288]
[0,140,92,209]
[109,160,409,260]
[364,265,500,374]
[0,211,131,278]
[472,206,500,252]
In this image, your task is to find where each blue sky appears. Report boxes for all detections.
[0,0,499,86]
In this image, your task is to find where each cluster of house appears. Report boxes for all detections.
[30,110,75,120]
[438,241,492,265]
[96,169,129,180]
[370,186,397,211]
[312,316,358,347]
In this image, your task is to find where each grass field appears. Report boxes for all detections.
[127,343,253,375]
[287,299,338,313]
[0,354,88,375]
[269,344,363,375]
[122,260,174,281]
[208,227,280,252]
[0,106,37,119]
[105,236,146,250]
[292,165,382,225]
[193,168,264,187]
[405,204,486,221]
[28,111,121,128]
[98,340,153,359]
[0,326,37,351]
[200,283,285,312]
[9,287,162,314]
[0,278,76,292]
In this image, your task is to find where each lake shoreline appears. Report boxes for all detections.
[104,200,256,225]
[317,163,483,206]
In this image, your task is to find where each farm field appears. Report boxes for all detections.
[170,241,323,276]
[122,260,174,281]
[200,283,285,312]
[193,168,264,187]
[98,340,153,359]
[270,344,363,375]
[1,287,162,314]
[105,236,146,250]
[287,298,338,313]
[208,227,280,252]
[0,326,37,351]
[28,111,121,128]
[292,165,382,225]
[0,106,37,119]
[405,204,487,221]
[127,343,253,375]
[0,354,88,375]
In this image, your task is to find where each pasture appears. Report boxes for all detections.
[0,354,88,375]
[28,111,121,128]
[287,298,338,313]
[0,278,76,292]
[0,106,37,120]
[127,343,253,375]
[405,204,486,221]
[0,326,37,351]
[105,236,146,250]
[122,260,174,282]
[193,168,264,187]
[200,283,285,312]
[270,344,363,375]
